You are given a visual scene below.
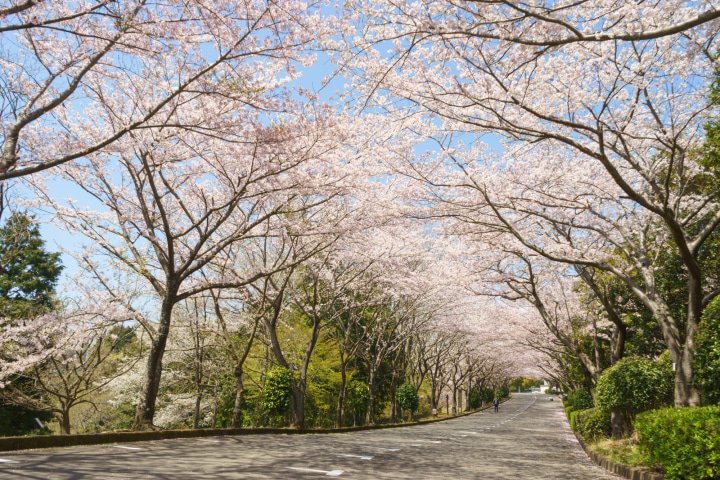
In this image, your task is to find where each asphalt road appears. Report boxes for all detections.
[0,393,620,479]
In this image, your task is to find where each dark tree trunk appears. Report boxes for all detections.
[291,380,306,429]
[611,322,627,364]
[58,409,71,435]
[134,294,175,429]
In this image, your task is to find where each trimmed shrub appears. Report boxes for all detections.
[595,356,673,434]
[695,297,720,405]
[566,389,594,411]
[636,406,720,480]
[572,408,610,441]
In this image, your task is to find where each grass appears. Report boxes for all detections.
[590,435,662,473]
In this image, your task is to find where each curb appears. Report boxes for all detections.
[572,429,663,480]
[0,397,509,452]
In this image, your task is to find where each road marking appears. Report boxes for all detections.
[0,459,18,463]
[286,467,344,477]
[112,445,142,450]
[363,446,400,452]
[457,431,477,435]
[197,438,221,443]
[337,454,373,460]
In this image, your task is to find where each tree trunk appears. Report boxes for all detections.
[232,366,245,428]
[336,360,347,428]
[291,380,306,429]
[193,393,202,429]
[610,409,626,439]
[674,342,701,406]
[673,274,702,406]
[611,322,627,364]
[134,295,175,430]
[58,409,71,435]
[366,369,376,425]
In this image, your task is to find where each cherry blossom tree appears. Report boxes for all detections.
[340,0,720,406]
[1,287,135,434]
[48,100,368,429]
[0,0,328,180]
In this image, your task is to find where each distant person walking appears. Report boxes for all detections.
[493,398,500,413]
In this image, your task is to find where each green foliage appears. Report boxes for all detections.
[566,389,594,411]
[396,382,419,417]
[0,403,52,436]
[468,388,481,409]
[498,385,510,398]
[695,297,720,405]
[595,356,673,424]
[0,212,63,319]
[478,387,494,404]
[569,408,611,442]
[261,367,294,418]
[345,380,369,423]
[636,406,720,480]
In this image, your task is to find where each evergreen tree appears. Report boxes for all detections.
[0,212,63,435]
[0,212,63,319]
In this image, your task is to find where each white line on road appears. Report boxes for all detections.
[286,467,344,477]
[363,446,400,452]
[457,431,477,435]
[0,459,18,463]
[337,453,373,460]
[112,445,142,450]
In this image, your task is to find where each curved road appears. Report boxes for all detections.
[0,393,620,479]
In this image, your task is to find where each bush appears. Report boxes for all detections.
[468,388,481,409]
[396,383,419,419]
[636,406,720,480]
[566,389,594,411]
[261,367,294,420]
[570,408,611,442]
[695,297,720,405]
[498,386,510,398]
[595,356,673,432]
[479,388,494,404]
[345,380,369,425]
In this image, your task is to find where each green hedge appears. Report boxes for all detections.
[568,407,610,442]
[695,297,720,404]
[566,389,594,411]
[635,406,720,480]
[575,408,610,441]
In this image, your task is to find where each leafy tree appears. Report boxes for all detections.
[695,297,720,405]
[396,382,419,420]
[468,388,481,409]
[345,380,369,426]
[0,212,62,319]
